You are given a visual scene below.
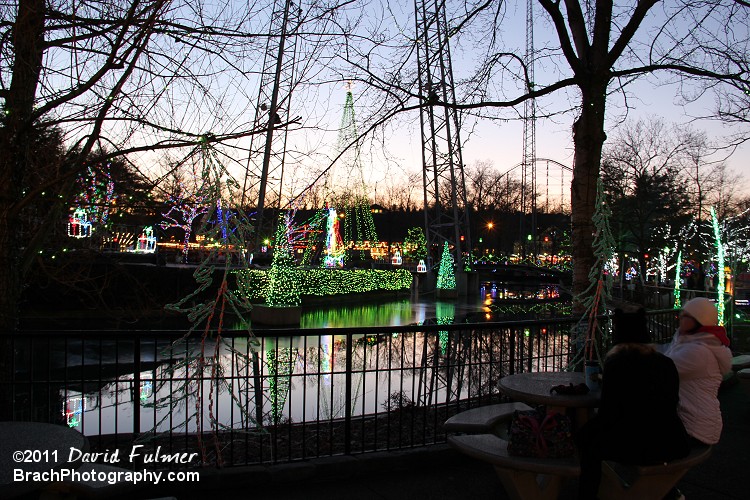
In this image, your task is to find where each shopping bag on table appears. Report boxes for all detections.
[507,406,575,458]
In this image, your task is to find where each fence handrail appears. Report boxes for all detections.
[0,308,682,339]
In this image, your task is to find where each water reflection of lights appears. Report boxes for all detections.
[321,335,333,384]
[63,394,99,428]
[64,396,86,427]
[480,282,562,302]
[139,377,153,401]
[413,302,428,324]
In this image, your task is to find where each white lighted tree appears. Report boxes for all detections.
[161,186,210,263]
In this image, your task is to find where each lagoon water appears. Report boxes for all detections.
[60,280,569,436]
[256,281,568,329]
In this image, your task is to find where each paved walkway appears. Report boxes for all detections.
[27,378,741,500]
[137,379,748,500]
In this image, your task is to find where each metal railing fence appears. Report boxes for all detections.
[1,310,679,468]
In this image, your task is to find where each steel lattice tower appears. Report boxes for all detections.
[333,88,378,259]
[521,0,537,257]
[414,0,471,274]
[242,0,301,246]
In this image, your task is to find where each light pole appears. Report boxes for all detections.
[486,222,494,255]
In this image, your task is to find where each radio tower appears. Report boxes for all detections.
[520,0,537,258]
[414,0,472,286]
[242,0,301,247]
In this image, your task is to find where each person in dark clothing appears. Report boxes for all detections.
[576,308,691,500]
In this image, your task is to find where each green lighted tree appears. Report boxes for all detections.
[404,227,427,260]
[266,213,300,307]
[710,207,726,326]
[436,242,456,290]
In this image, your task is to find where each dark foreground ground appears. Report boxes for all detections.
[139,379,749,500]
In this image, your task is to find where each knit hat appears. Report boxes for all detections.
[682,297,718,326]
[612,308,651,344]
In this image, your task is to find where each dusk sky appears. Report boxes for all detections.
[55,0,745,207]
[244,0,750,209]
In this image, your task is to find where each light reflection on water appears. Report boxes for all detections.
[61,281,569,436]
[231,281,569,329]
[294,298,463,329]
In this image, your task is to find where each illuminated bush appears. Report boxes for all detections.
[237,268,412,301]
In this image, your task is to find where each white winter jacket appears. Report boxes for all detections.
[658,331,732,444]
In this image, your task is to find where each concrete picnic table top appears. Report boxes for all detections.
[499,371,601,409]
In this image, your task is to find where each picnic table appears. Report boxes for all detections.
[446,371,712,500]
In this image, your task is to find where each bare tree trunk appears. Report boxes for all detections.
[0,0,46,418]
[570,81,608,314]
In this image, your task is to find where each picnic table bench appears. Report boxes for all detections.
[448,433,578,500]
[444,402,532,434]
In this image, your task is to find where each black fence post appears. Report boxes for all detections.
[344,332,353,455]
[509,329,516,375]
[133,338,141,437]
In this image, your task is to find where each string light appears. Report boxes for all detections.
[711,207,725,325]
[673,250,682,309]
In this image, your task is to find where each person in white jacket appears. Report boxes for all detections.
[659,297,732,445]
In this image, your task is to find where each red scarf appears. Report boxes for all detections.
[696,325,730,346]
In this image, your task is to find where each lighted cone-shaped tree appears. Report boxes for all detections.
[436,242,457,298]
[252,214,302,326]
[267,213,300,307]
